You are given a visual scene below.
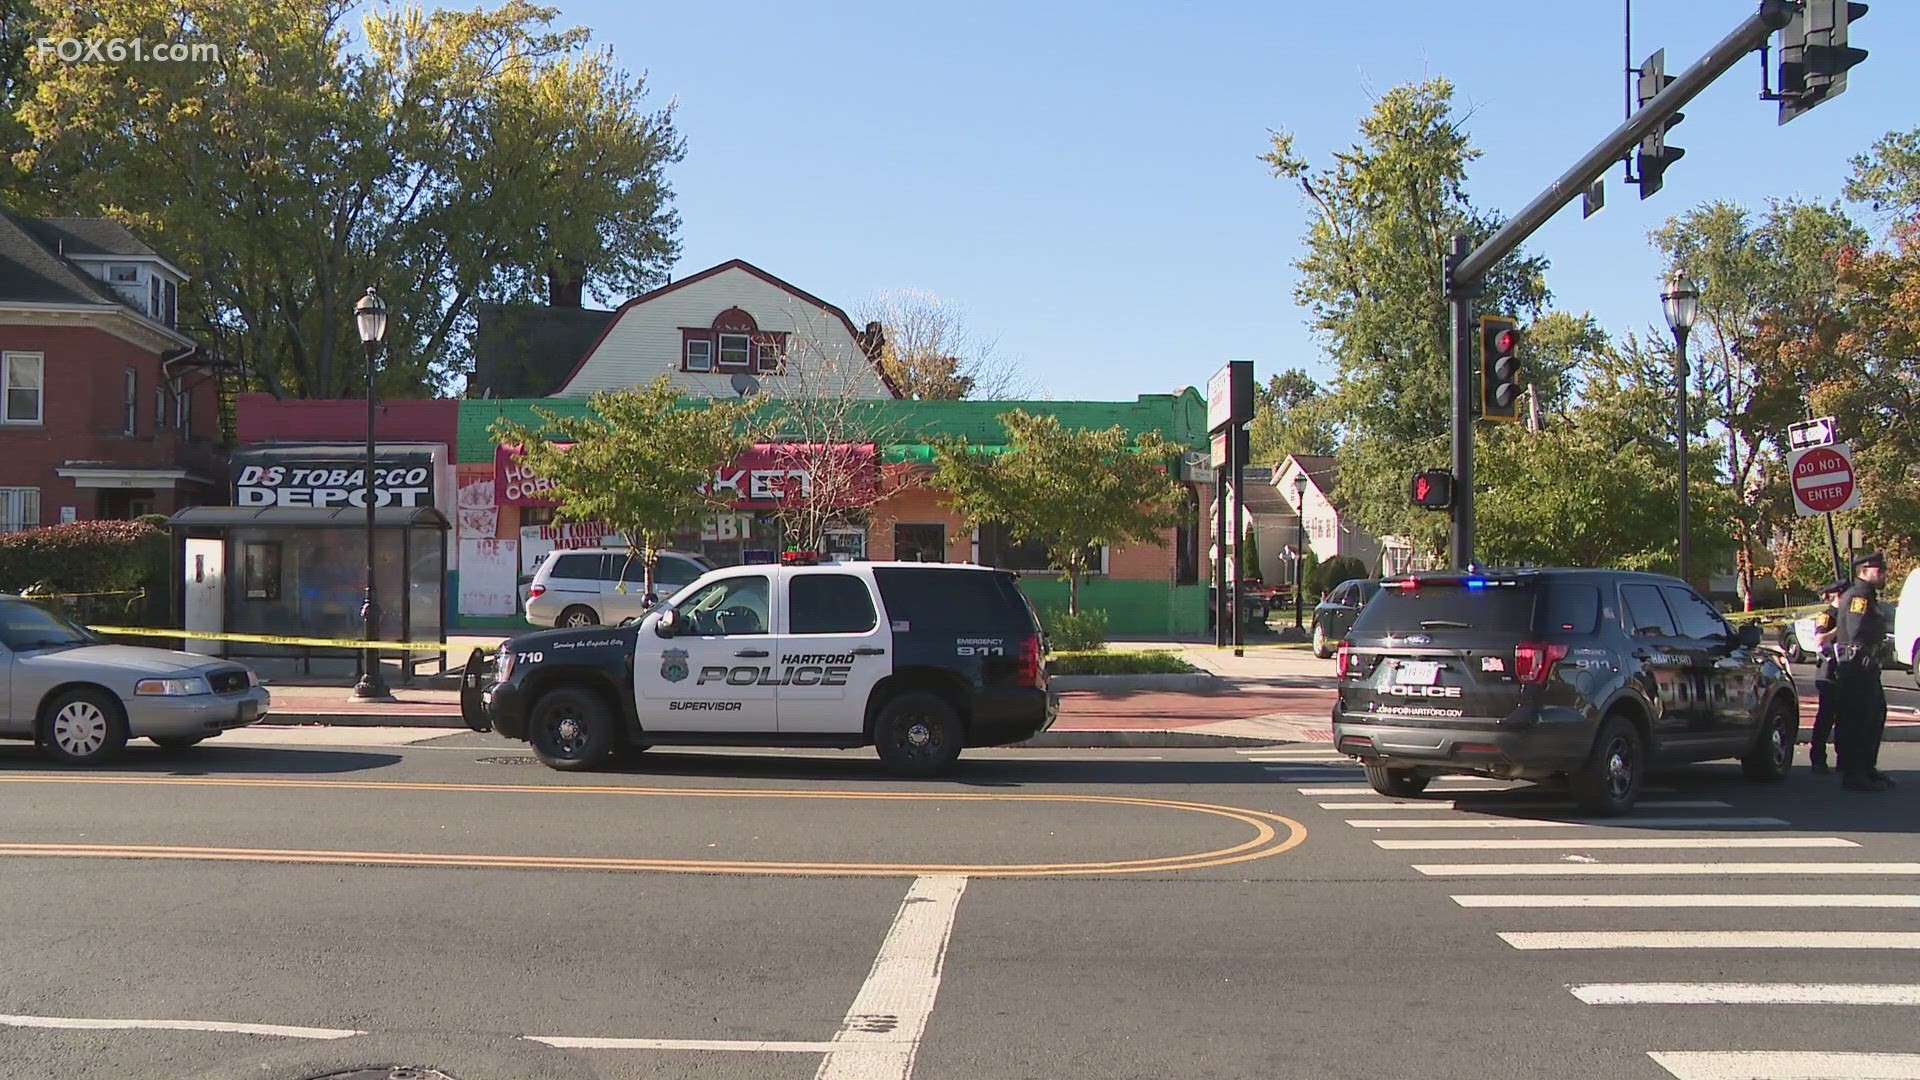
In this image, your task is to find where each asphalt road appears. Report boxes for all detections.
[2,731,1917,1080]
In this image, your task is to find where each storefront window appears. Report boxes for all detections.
[825,528,867,561]
[894,523,946,563]
[977,522,1102,575]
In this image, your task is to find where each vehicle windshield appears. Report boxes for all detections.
[0,599,98,651]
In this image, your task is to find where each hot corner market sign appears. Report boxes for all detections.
[1788,442,1860,516]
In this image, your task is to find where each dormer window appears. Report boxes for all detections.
[754,336,785,373]
[109,265,139,284]
[163,280,178,327]
[149,277,162,318]
[684,337,713,372]
[717,333,752,368]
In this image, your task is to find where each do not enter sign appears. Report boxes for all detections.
[1789,442,1860,516]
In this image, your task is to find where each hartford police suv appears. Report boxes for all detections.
[462,553,1057,775]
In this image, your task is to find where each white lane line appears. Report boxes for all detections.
[1453,893,1920,908]
[1299,784,1677,795]
[1501,931,1920,950]
[1418,862,1920,877]
[1320,799,1729,811]
[814,874,968,1080]
[1650,1051,1920,1079]
[0,1014,362,1040]
[1576,983,1920,1006]
[527,1036,836,1052]
[1243,749,1353,758]
[1378,837,1857,851]
[1347,816,1787,830]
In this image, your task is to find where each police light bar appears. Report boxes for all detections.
[780,550,823,565]
[1383,574,1522,591]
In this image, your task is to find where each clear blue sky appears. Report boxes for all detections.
[558,0,1916,400]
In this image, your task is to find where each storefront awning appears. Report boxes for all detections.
[55,463,211,489]
[167,506,450,530]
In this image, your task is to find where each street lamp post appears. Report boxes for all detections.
[353,287,391,700]
[1662,274,1700,584]
[1293,473,1309,631]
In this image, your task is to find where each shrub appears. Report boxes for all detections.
[1045,608,1109,651]
[0,520,170,625]
[1312,555,1368,596]
[1048,650,1195,676]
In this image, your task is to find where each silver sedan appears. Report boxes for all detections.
[0,596,270,765]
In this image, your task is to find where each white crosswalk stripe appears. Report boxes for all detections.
[1451,893,1920,909]
[1348,816,1788,830]
[1376,836,1856,851]
[1649,1051,1920,1079]
[1574,983,1920,1005]
[1320,799,1730,811]
[1417,862,1920,876]
[1499,930,1920,950]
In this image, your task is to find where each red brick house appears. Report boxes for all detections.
[0,212,227,529]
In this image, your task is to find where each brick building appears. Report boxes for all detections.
[0,212,227,528]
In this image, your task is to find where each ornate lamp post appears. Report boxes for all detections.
[353,287,391,700]
[1662,274,1700,582]
[1293,472,1310,630]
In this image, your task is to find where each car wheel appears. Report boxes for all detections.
[527,687,620,771]
[1912,645,1920,690]
[1741,699,1797,781]
[1571,715,1644,816]
[558,605,600,628]
[150,735,206,750]
[1365,764,1431,798]
[1312,622,1332,659]
[874,691,964,778]
[38,689,130,767]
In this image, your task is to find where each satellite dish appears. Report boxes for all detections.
[730,373,761,397]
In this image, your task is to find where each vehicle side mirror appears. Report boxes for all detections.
[1737,623,1763,648]
[654,609,679,639]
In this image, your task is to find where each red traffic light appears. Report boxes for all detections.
[1495,329,1518,353]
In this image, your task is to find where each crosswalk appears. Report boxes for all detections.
[1244,745,1920,1080]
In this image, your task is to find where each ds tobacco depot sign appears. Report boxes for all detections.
[234,454,436,508]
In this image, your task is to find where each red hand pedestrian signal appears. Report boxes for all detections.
[1416,475,1431,501]
[1410,469,1453,510]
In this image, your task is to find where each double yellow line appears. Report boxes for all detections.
[0,774,1307,878]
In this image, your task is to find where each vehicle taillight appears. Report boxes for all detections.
[528,583,546,598]
[1335,640,1353,679]
[1015,634,1043,687]
[1513,642,1569,685]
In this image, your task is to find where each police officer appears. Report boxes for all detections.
[1832,551,1893,792]
[1806,578,1848,775]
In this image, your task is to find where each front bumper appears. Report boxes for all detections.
[127,687,271,738]
[968,687,1058,747]
[469,681,531,740]
[1332,707,1595,777]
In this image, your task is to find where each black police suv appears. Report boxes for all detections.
[461,558,1058,776]
[1331,569,1799,813]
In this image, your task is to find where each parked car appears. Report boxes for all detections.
[0,595,270,765]
[1310,578,1380,658]
[1783,601,1903,669]
[524,548,714,628]
[1331,569,1797,814]
[1897,568,1920,687]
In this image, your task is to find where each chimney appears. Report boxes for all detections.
[547,257,584,308]
[857,320,887,361]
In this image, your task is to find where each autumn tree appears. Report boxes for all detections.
[489,377,761,599]
[930,411,1182,614]
[858,289,1031,400]
[12,0,682,398]
[1264,78,1549,561]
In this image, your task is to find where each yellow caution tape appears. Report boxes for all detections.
[21,587,148,600]
[87,625,472,654]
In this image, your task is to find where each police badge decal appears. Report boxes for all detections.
[661,648,690,683]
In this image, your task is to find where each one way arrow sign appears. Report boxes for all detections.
[1788,416,1836,450]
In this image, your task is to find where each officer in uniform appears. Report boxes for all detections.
[1806,578,1848,775]
[1832,552,1893,792]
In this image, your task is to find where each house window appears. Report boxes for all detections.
[149,277,162,318]
[155,386,168,429]
[893,523,946,563]
[684,338,713,372]
[108,264,139,284]
[242,542,282,601]
[1,353,43,424]
[977,521,1105,575]
[754,336,785,373]
[123,369,137,434]
[0,487,39,532]
[176,388,190,437]
[717,333,752,368]
[163,280,178,328]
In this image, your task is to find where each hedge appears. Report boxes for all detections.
[1047,650,1196,676]
[0,520,171,626]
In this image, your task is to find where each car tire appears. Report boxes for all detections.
[1741,699,1797,781]
[1911,645,1920,690]
[1365,764,1431,798]
[527,687,620,771]
[38,689,130,767]
[558,605,600,629]
[1571,715,1644,816]
[873,691,964,778]
[150,735,206,750]
[1312,623,1332,659]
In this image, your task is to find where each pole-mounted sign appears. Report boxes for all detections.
[1787,416,1837,450]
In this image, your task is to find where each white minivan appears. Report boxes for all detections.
[1896,567,1920,688]
[524,548,713,628]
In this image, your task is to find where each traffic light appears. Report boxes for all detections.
[1634,49,1684,199]
[1780,1,1868,124]
[1479,315,1521,423]
[1410,469,1454,511]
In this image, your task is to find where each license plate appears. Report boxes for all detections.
[1393,660,1441,685]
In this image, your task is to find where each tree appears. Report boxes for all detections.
[1247,370,1336,466]
[1651,199,1867,605]
[1264,78,1549,561]
[930,411,1183,614]
[489,376,761,598]
[12,0,682,398]
[857,289,1031,400]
